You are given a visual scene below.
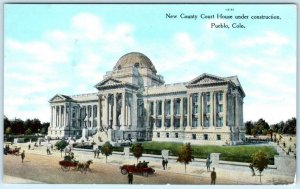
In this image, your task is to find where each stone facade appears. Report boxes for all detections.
[47,52,245,145]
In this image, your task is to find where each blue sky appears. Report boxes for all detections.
[4,4,296,124]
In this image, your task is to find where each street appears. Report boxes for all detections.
[4,153,233,184]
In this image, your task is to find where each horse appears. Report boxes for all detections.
[77,160,93,174]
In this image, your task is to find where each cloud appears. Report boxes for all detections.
[236,31,289,47]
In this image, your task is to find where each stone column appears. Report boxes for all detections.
[113,93,117,129]
[58,106,61,127]
[180,97,184,129]
[224,90,227,127]
[187,94,191,128]
[170,98,174,130]
[105,94,109,128]
[153,100,157,129]
[162,98,165,128]
[210,92,214,127]
[198,93,202,127]
[98,95,102,129]
[121,92,126,129]
[50,106,53,127]
[235,94,239,127]
[214,92,217,127]
[64,104,67,127]
[201,94,204,126]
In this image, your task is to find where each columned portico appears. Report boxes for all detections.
[48,52,245,145]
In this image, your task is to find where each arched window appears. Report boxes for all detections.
[134,62,140,68]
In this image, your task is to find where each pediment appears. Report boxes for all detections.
[188,74,225,85]
[94,77,124,89]
[49,94,71,102]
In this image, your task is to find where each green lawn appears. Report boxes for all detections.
[141,141,278,164]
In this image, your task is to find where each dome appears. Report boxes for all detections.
[113,52,157,73]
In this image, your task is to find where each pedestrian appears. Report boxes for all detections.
[28,144,31,150]
[165,159,168,169]
[206,157,212,171]
[97,148,100,158]
[21,150,25,163]
[249,163,255,176]
[211,167,216,185]
[94,149,97,158]
[162,158,165,170]
[128,171,133,184]
[51,144,53,151]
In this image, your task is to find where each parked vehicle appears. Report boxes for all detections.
[120,162,155,177]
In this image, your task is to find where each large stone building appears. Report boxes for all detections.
[48,52,245,145]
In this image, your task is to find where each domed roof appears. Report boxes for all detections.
[113,52,157,73]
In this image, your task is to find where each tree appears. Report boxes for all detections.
[25,128,32,135]
[41,122,50,134]
[251,128,257,137]
[131,143,144,163]
[245,121,254,135]
[177,143,194,173]
[254,118,269,135]
[55,140,68,157]
[101,141,113,164]
[252,150,269,184]
[10,118,25,134]
[4,116,11,131]
[5,127,12,135]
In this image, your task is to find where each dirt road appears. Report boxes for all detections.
[4,153,233,184]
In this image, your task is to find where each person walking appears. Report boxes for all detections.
[128,171,133,184]
[28,144,31,150]
[165,159,168,169]
[21,150,25,163]
[94,149,97,158]
[206,157,212,171]
[97,148,100,158]
[249,163,255,176]
[162,158,166,170]
[211,167,216,185]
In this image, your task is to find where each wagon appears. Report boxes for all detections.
[59,160,78,171]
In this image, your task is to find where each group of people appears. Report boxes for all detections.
[162,158,168,170]
[205,155,216,185]
[137,160,149,168]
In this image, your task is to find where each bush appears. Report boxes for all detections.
[142,142,278,164]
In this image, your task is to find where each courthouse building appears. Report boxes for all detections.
[48,52,245,145]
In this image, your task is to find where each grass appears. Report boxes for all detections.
[141,141,278,164]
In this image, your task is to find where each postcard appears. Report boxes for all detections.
[2,2,297,187]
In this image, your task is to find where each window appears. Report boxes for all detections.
[192,117,198,127]
[156,119,162,127]
[206,93,211,102]
[183,118,187,127]
[204,134,208,140]
[174,98,180,115]
[217,134,221,140]
[217,104,223,112]
[217,117,223,127]
[150,102,154,115]
[157,132,160,138]
[192,94,198,114]
[150,118,154,128]
[88,105,92,118]
[183,98,187,115]
[134,62,140,68]
[217,92,223,102]
[165,100,171,115]
[174,118,180,128]
[204,118,210,127]
[192,134,196,140]
[157,101,162,115]
[93,105,97,117]
[206,105,210,113]
[165,119,171,127]
[93,120,97,127]
[175,133,179,138]
[166,133,169,138]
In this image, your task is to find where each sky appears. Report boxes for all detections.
[4,4,297,124]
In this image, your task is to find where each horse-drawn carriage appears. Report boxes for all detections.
[59,152,92,173]
[7,147,21,156]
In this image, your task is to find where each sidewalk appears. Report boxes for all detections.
[9,142,295,185]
